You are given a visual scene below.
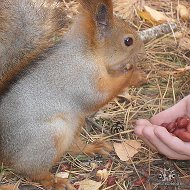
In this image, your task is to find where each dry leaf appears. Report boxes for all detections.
[90,162,98,170]
[133,177,147,186]
[174,31,183,39]
[176,4,189,21]
[179,37,190,50]
[138,10,158,25]
[55,172,69,179]
[106,176,117,187]
[75,179,102,190]
[114,0,145,20]
[96,169,109,180]
[141,6,172,24]
[114,140,141,161]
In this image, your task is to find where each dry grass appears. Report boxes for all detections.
[1,0,190,189]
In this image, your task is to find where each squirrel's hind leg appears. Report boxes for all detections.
[11,115,77,190]
[68,137,113,156]
[29,172,75,190]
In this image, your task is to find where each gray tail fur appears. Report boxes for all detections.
[0,0,70,78]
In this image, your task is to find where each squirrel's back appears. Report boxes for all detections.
[0,0,69,82]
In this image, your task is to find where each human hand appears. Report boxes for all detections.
[134,95,190,160]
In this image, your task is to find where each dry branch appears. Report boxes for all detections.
[139,22,177,43]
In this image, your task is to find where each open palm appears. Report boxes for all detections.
[135,95,190,160]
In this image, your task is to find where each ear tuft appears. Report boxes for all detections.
[96,4,108,26]
[78,0,113,25]
[78,0,113,39]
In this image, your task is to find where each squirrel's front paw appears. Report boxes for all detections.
[83,140,113,156]
[128,70,147,87]
[54,178,76,190]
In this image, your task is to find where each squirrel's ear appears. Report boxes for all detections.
[79,0,113,38]
[95,1,113,26]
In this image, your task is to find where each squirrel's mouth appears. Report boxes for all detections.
[107,61,134,75]
[117,62,134,73]
[124,63,133,72]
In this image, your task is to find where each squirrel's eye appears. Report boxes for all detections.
[124,37,133,46]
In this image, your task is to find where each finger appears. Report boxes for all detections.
[154,127,190,156]
[136,119,152,126]
[134,125,145,136]
[150,97,188,125]
[134,125,157,151]
[134,122,155,137]
[142,126,190,160]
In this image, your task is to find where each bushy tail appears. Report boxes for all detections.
[0,0,70,90]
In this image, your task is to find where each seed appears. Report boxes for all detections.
[107,176,116,187]
[173,128,186,136]
[160,123,168,128]
[166,122,176,133]
[176,131,190,142]
[176,117,189,128]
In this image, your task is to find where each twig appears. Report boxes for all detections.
[139,22,177,43]
[86,117,111,136]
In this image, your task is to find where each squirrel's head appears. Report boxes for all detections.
[77,0,145,75]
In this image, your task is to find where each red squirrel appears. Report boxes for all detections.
[0,0,145,189]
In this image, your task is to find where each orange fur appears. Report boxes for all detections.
[30,169,74,189]
[88,69,143,112]
[31,172,54,186]
[53,134,66,164]
[69,138,113,156]
[48,114,68,164]
[0,184,19,190]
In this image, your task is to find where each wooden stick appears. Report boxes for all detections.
[139,22,177,43]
